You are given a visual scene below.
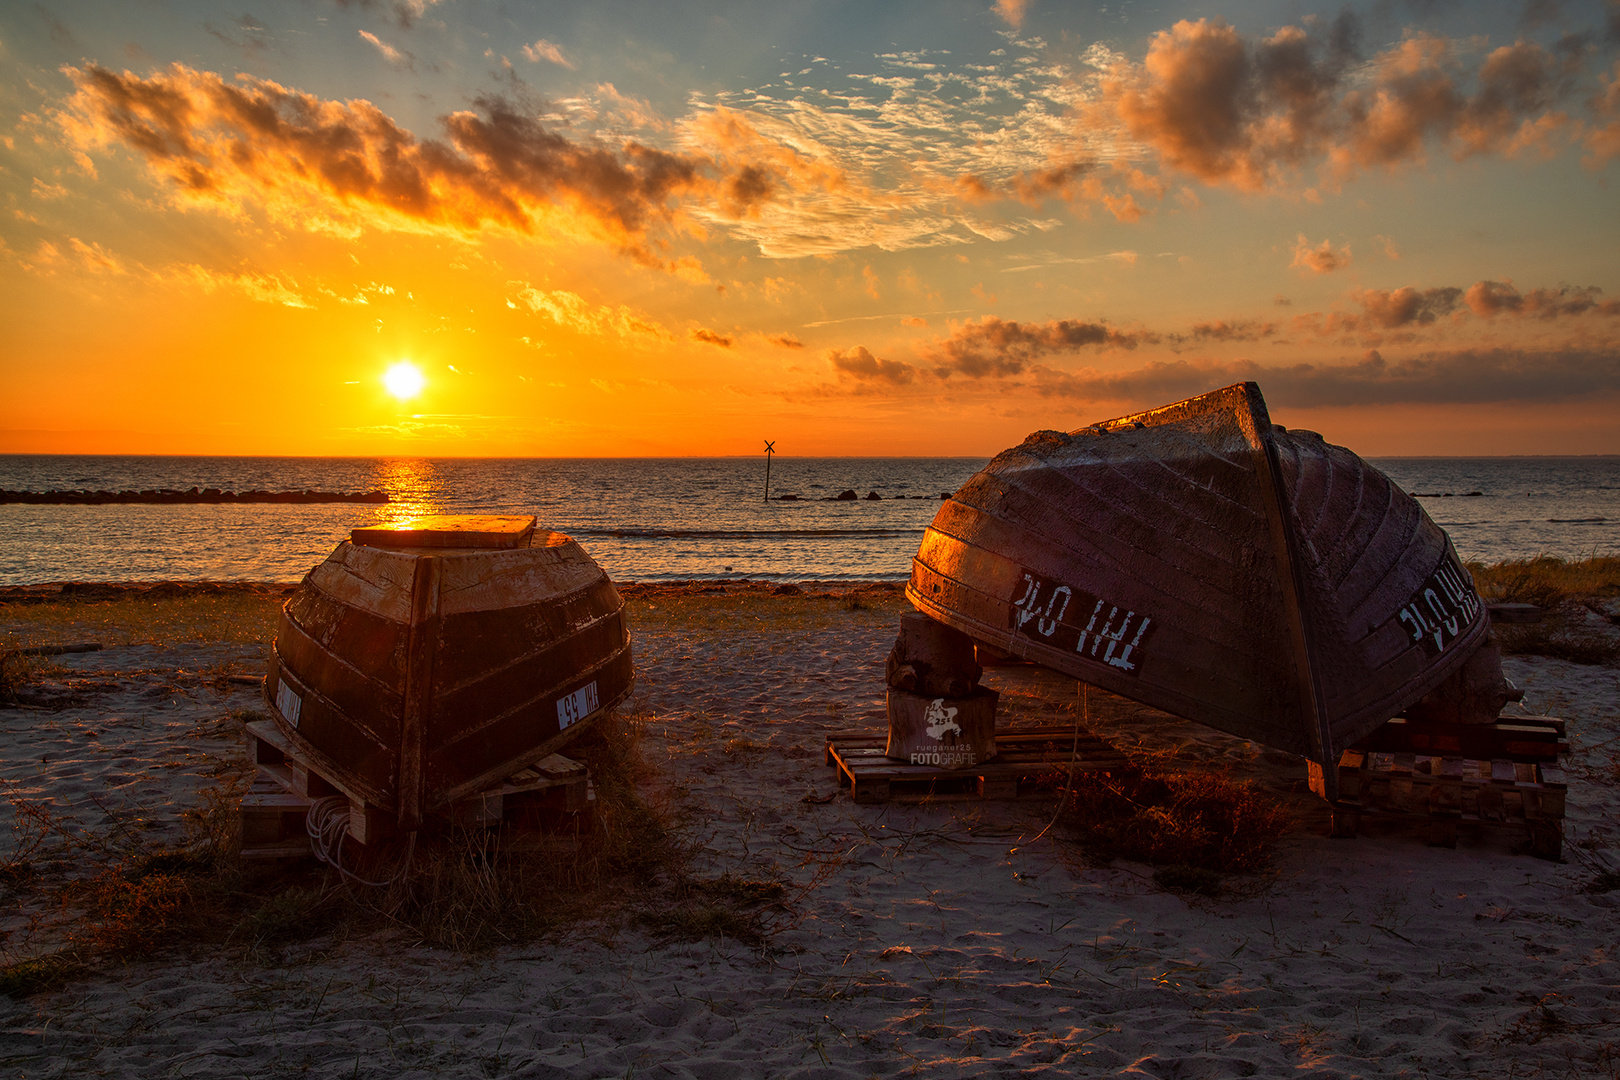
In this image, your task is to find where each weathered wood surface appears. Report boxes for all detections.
[827,726,1132,804]
[241,720,592,855]
[264,517,632,828]
[885,611,982,696]
[352,514,538,549]
[1308,721,1566,860]
[906,382,1492,796]
[884,686,997,769]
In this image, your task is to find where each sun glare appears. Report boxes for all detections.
[384,361,425,401]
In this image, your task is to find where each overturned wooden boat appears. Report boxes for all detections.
[906,383,1492,799]
[265,515,633,831]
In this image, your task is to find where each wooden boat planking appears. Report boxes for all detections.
[265,516,633,831]
[906,383,1491,799]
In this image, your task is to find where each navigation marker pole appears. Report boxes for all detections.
[763,440,775,503]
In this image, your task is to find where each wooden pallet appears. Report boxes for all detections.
[825,725,1132,805]
[1308,715,1567,860]
[241,719,592,860]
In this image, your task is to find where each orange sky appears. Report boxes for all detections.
[3,1,1619,456]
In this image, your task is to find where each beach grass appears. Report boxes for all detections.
[1469,556,1620,666]
[0,706,785,991]
[1054,749,1292,888]
[1468,555,1620,607]
[0,585,286,653]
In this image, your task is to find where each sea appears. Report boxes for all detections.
[0,455,1616,585]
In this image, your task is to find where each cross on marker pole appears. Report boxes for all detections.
[763,440,775,502]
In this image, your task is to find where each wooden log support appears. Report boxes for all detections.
[886,611,982,697]
[885,686,998,770]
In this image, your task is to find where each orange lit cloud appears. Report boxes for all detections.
[510,284,671,338]
[1464,280,1619,318]
[828,345,916,385]
[1096,18,1585,191]
[1291,234,1351,274]
[993,0,1032,30]
[57,64,764,266]
[922,316,1153,377]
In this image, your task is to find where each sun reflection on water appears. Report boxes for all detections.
[370,458,444,522]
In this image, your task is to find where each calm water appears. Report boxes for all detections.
[0,454,1615,584]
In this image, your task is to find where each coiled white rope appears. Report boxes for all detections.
[305,795,416,888]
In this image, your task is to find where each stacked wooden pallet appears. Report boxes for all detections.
[240,718,593,861]
[1307,714,1567,859]
[825,725,1132,805]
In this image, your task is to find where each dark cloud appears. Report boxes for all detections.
[828,345,916,385]
[61,64,761,266]
[1349,285,1463,327]
[922,317,1151,378]
[1464,280,1618,318]
[1029,347,1620,407]
[690,328,733,347]
[1099,17,1590,189]
[1176,319,1279,344]
[767,333,804,349]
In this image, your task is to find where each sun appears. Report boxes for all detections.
[383,361,425,401]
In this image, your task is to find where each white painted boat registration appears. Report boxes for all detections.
[557,681,599,728]
[275,681,303,728]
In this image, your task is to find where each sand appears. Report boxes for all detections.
[2,585,1618,1078]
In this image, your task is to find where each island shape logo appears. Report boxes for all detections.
[923,698,961,741]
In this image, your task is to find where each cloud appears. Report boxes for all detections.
[165,264,312,307]
[511,284,671,338]
[1095,17,1587,190]
[1346,285,1463,328]
[522,39,575,68]
[767,333,804,348]
[828,345,916,384]
[1586,59,1620,164]
[921,316,1152,377]
[57,64,757,267]
[1291,234,1351,274]
[358,30,415,69]
[993,0,1032,30]
[690,327,734,347]
[1029,347,1620,407]
[1464,279,1618,318]
[1176,319,1279,343]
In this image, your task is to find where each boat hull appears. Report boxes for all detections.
[265,528,632,827]
[906,383,1488,782]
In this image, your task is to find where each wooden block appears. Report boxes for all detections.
[290,762,339,799]
[1529,820,1563,861]
[347,799,394,845]
[1491,760,1517,784]
[1330,806,1359,838]
[851,777,890,804]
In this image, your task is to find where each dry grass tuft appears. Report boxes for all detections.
[1494,622,1619,666]
[1056,751,1291,885]
[1468,555,1620,608]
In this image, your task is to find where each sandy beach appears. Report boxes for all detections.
[2,582,1618,1078]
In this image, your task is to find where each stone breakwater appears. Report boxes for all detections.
[0,488,389,505]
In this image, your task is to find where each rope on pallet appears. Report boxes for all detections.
[305,795,416,887]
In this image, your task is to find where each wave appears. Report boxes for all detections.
[1546,517,1608,523]
[576,527,924,540]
